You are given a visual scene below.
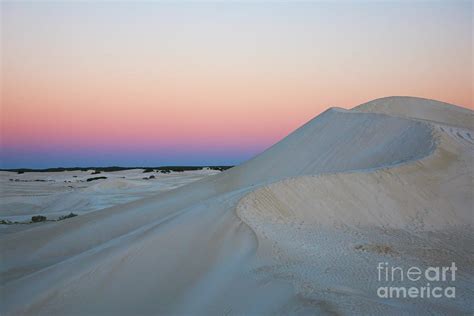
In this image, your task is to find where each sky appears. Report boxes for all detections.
[1,1,472,168]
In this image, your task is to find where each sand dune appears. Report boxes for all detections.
[1,97,473,315]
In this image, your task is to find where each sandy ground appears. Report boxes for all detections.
[0,168,220,234]
[0,96,473,315]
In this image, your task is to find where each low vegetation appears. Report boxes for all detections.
[0,219,20,225]
[58,212,78,220]
[1,212,79,225]
[9,179,53,182]
[1,166,234,173]
[31,215,47,222]
[86,176,108,182]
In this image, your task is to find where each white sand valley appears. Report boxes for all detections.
[0,169,220,233]
[1,96,473,315]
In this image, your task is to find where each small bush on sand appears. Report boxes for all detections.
[86,176,107,182]
[143,168,154,173]
[58,213,78,220]
[91,170,101,174]
[31,215,47,223]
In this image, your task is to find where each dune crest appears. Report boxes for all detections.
[1,97,473,315]
[353,96,474,129]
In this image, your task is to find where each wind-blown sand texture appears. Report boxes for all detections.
[1,97,473,315]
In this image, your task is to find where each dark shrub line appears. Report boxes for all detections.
[1,212,79,225]
[86,176,107,182]
[2,166,234,173]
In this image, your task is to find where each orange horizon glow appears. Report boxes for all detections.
[1,1,472,168]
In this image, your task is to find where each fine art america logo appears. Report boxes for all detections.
[377,262,457,299]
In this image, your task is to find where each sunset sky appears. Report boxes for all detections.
[1,1,472,168]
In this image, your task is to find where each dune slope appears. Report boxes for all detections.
[1,97,473,315]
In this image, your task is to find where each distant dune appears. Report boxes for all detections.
[1,97,473,315]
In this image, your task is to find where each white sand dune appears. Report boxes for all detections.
[1,97,473,315]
